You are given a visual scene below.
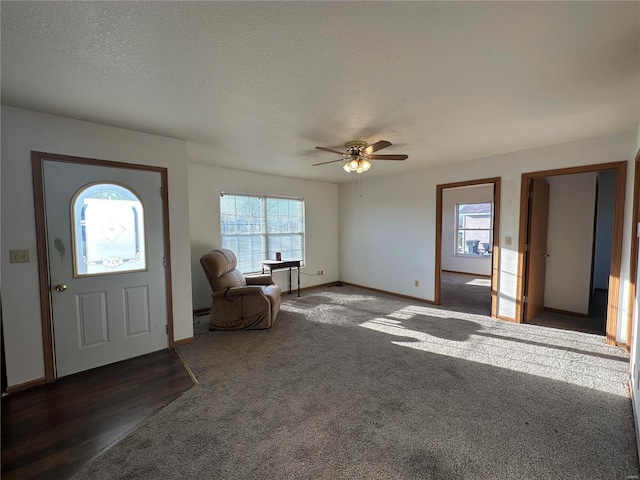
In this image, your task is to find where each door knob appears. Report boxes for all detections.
[55,284,67,292]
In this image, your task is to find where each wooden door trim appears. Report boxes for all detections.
[435,177,501,318]
[609,163,628,346]
[523,178,551,322]
[515,161,627,347]
[31,151,175,382]
[31,158,55,381]
[515,174,531,324]
[625,149,640,352]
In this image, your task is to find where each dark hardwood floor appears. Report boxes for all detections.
[1,349,195,480]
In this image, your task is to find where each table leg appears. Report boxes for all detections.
[288,267,292,295]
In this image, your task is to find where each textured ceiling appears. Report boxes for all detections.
[2,1,639,183]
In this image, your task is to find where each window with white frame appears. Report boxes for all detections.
[220,193,305,273]
[456,202,493,256]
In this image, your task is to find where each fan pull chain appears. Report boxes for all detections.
[353,173,364,197]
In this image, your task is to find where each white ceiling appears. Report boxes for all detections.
[2,1,639,183]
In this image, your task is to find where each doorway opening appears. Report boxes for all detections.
[435,177,501,317]
[32,151,175,382]
[516,162,626,346]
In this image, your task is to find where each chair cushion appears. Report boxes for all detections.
[201,249,249,290]
[246,274,274,285]
[262,284,281,322]
[201,249,238,278]
[213,269,247,290]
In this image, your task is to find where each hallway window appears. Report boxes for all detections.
[220,193,305,273]
[456,202,492,256]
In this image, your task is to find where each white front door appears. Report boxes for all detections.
[43,160,168,377]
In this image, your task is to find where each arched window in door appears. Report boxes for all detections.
[71,183,146,276]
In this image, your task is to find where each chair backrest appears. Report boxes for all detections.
[200,249,247,291]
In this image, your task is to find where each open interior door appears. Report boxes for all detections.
[524,178,550,322]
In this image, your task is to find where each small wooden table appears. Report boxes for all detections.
[261,259,302,297]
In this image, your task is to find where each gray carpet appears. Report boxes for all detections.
[193,311,210,336]
[441,272,491,316]
[440,271,607,335]
[73,285,638,479]
[530,288,608,336]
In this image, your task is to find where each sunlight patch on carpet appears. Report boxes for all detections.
[464,278,491,286]
[360,307,629,397]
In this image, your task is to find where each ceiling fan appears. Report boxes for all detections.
[313,140,408,173]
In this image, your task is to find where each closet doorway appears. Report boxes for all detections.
[516,162,626,346]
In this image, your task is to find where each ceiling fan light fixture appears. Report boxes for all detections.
[313,140,407,174]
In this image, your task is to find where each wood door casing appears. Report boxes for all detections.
[32,151,175,382]
[435,177,501,318]
[524,178,550,322]
[514,161,625,346]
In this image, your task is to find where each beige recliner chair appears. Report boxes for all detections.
[200,249,281,330]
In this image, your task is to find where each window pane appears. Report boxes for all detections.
[221,194,304,273]
[456,202,492,256]
[266,197,304,262]
[72,183,146,276]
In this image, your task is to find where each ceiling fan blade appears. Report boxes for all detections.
[369,154,408,161]
[316,146,346,155]
[312,158,346,166]
[364,140,392,155]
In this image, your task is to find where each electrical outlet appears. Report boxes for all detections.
[414,280,419,287]
[9,249,31,263]
[505,236,512,246]
[320,270,324,276]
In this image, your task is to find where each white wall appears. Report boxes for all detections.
[339,130,637,342]
[1,106,193,387]
[543,173,596,315]
[593,170,617,290]
[441,185,493,276]
[188,162,339,310]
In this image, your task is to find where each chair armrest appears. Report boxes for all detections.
[212,286,264,301]
[246,274,274,285]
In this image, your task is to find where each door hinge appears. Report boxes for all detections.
[523,296,528,303]
[163,257,167,267]
[525,244,529,252]
[166,324,169,334]
[160,187,164,197]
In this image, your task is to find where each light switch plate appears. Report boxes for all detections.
[9,249,31,263]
